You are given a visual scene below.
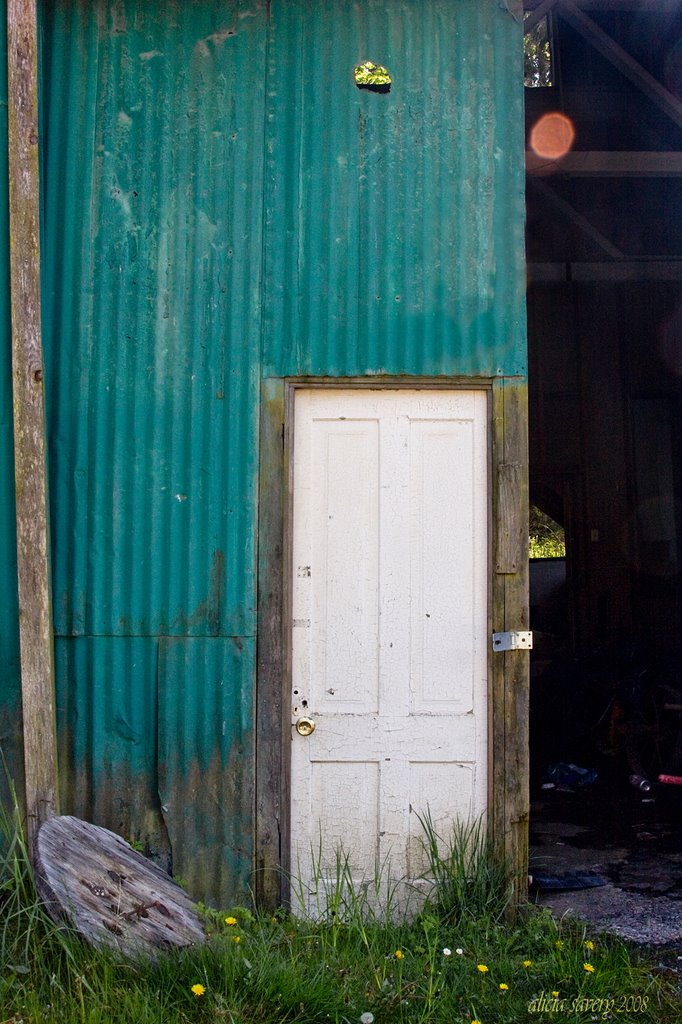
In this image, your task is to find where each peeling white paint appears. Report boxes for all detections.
[290,389,489,914]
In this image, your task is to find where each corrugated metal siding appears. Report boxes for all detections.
[0,0,23,811]
[41,0,266,639]
[158,637,254,899]
[6,0,526,903]
[263,0,527,379]
[54,637,168,860]
[39,0,266,899]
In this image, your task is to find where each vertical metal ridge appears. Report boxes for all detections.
[40,1,267,902]
[492,2,527,374]
[42,4,99,636]
[158,636,255,902]
[127,30,160,633]
[27,0,527,907]
[56,637,164,848]
[43,1,266,639]
[264,0,526,380]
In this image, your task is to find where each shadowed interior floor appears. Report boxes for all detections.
[530,772,682,953]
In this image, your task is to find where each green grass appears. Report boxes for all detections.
[529,505,566,560]
[1,805,681,1024]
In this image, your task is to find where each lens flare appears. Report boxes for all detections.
[529,112,575,160]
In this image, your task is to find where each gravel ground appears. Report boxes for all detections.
[537,881,682,946]
[530,786,682,947]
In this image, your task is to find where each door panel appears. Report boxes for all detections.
[290,388,488,912]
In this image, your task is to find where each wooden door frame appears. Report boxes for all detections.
[255,376,529,909]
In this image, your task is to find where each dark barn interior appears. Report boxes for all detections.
[524,0,682,920]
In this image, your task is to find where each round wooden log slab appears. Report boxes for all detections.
[34,816,206,957]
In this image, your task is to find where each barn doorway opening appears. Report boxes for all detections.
[524,0,682,929]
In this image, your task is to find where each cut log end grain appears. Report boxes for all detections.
[34,816,206,958]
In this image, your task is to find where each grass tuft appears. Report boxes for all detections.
[418,809,513,928]
[1,795,681,1023]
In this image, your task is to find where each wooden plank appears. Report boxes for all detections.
[496,463,526,574]
[490,380,530,909]
[524,0,559,34]
[255,379,286,909]
[502,381,530,907]
[34,816,205,958]
[280,380,297,906]
[558,0,682,131]
[526,0,682,11]
[529,261,682,282]
[528,177,624,258]
[489,382,508,882]
[527,150,682,177]
[7,0,58,851]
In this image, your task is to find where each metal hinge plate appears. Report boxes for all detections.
[492,631,533,652]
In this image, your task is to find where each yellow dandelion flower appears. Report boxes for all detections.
[552,991,560,997]
[584,940,595,950]
[472,1020,481,1024]
[394,949,404,960]
[555,940,564,949]
[225,916,238,926]
[584,963,595,973]
[232,935,241,944]
[499,982,509,990]
[191,984,206,997]
[477,964,489,973]
[523,959,533,967]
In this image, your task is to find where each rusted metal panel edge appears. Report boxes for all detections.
[157,636,255,907]
[54,635,170,870]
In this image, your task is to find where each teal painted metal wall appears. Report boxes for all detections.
[0,0,526,903]
[263,0,527,379]
[40,0,267,900]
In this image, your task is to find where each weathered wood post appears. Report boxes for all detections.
[7,0,59,852]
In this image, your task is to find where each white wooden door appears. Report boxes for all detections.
[290,389,488,913]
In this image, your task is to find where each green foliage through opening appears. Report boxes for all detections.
[524,15,553,88]
[530,504,566,559]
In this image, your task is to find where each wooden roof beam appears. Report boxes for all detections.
[557,0,682,131]
[526,150,682,176]
[529,261,682,281]
[528,176,625,257]
[526,1,682,11]
[524,0,559,34]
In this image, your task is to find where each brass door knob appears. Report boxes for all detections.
[295,717,315,736]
